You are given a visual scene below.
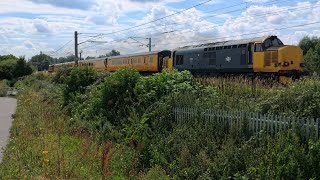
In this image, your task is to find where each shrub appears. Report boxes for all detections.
[99,69,141,126]
[258,78,320,118]
[63,68,98,106]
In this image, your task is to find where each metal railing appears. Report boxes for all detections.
[173,107,320,139]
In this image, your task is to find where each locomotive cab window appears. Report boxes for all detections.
[255,43,263,52]
[176,55,184,65]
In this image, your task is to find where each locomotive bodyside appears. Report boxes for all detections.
[172,36,304,81]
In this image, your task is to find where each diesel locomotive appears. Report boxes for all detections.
[49,35,304,82]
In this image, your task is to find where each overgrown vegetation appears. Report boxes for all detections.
[1,69,320,179]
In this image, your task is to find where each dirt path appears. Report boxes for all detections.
[0,97,17,162]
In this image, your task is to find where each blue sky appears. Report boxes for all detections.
[0,0,319,59]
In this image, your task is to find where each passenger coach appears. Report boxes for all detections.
[106,50,172,73]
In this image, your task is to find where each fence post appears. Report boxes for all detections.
[317,118,320,139]
[306,118,310,140]
[270,115,273,136]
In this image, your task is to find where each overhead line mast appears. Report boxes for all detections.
[74,31,79,66]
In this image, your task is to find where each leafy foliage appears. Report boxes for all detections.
[0,56,33,80]
[62,67,98,106]
[258,78,320,117]
[299,36,320,75]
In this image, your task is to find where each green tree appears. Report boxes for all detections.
[30,53,53,63]
[12,58,33,78]
[0,59,16,80]
[53,55,75,64]
[98,49,121,58]
[304,45,320,74]
[299,36,320,75]
[30,53,53,71]
[298,36,320,55]
[108,49,120,56]
[0,54,18,62]
[85,56,96,60]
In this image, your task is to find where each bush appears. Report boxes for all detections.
[63,68,98,106]
[258,78,320,118]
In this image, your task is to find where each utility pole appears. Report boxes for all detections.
[74,31,79,66]
[129,37,152,52]
[148,38,151,52]
[79,50,83,61]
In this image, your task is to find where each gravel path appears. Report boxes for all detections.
[0,97,17,162]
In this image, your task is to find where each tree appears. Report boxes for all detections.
[53,55,75,64]
[0,54,18,62]
[30,53,54,71]
[298,36,320,55]
[299,36,320,75]
[30,53,53,63]
[0,56,33,80]
[85,56,96,60]
[99,49,121,58]
[12,57,33,78]
[304,43,320,75]
[0,59,16,80]
[108,49,120,56]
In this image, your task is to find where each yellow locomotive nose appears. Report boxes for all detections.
[277,45,304,76]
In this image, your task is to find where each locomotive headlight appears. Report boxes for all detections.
[283,62,289,66]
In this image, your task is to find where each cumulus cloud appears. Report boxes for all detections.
[1,0,320,58]
[28,0,96,10]
[33,19,51,33]
[24,40,35,49]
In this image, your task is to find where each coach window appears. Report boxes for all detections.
[255,43,262,52]
[150,57,154,63]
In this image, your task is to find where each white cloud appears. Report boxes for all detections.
[1,0,320,58]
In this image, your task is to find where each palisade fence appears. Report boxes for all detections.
[173,107,320,140]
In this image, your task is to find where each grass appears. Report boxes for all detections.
[0,89,101,179]
[1,71,320,179]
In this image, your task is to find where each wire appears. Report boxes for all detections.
[77,0,229,45]
[154,21,320,46]
[141,2,320,40]
[78,0,289,41]
[54,39,73,53]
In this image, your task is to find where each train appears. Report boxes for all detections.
[48,36,304,82]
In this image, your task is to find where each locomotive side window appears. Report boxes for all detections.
[255,43,262,52]
[176,55,184,65]
[209,52,216,65]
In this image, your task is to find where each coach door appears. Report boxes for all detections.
[158,55,164,72]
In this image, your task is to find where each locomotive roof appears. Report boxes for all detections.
[176,36,274,50]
